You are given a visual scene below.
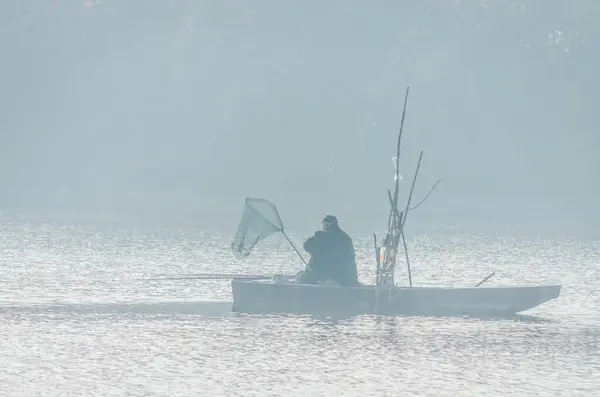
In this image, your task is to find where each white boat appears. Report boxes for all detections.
[230,276,561,317]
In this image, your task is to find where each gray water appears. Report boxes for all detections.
[0,218,599,396]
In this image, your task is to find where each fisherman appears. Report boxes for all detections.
[296,215,358,286]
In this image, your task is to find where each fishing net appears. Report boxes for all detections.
[231,198,285,259]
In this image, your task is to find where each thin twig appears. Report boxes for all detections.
[401,230,412,287]
[400,151,423,231]
[407,179,443,212]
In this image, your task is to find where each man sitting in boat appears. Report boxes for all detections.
[296,215,358,286]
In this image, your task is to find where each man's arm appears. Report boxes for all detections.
[303,231,325,254]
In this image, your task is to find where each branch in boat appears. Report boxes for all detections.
[407,179,443,212]
[401,230,412,287]
[399,150,423,231]
[392,86,410,209]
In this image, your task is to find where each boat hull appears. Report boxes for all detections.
[231,279,561,317]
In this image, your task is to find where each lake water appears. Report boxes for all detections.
[0,216,598,396]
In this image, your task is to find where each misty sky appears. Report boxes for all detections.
[0,1,598,234]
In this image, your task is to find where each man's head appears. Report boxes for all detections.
[319,215,339,231]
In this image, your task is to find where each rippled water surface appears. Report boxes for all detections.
[0,217,599,396]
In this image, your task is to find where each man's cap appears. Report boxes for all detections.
[320,215,338,224]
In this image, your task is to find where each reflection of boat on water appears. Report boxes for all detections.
[228,87,561,318]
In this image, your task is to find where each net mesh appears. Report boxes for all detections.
[231,198,284,259]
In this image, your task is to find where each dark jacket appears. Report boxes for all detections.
[302,226,358,286]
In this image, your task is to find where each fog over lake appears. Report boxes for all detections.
[1,1,597,236]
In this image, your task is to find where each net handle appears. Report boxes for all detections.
[281,230,309,270]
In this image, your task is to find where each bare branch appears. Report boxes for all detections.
[407,179,443,212]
